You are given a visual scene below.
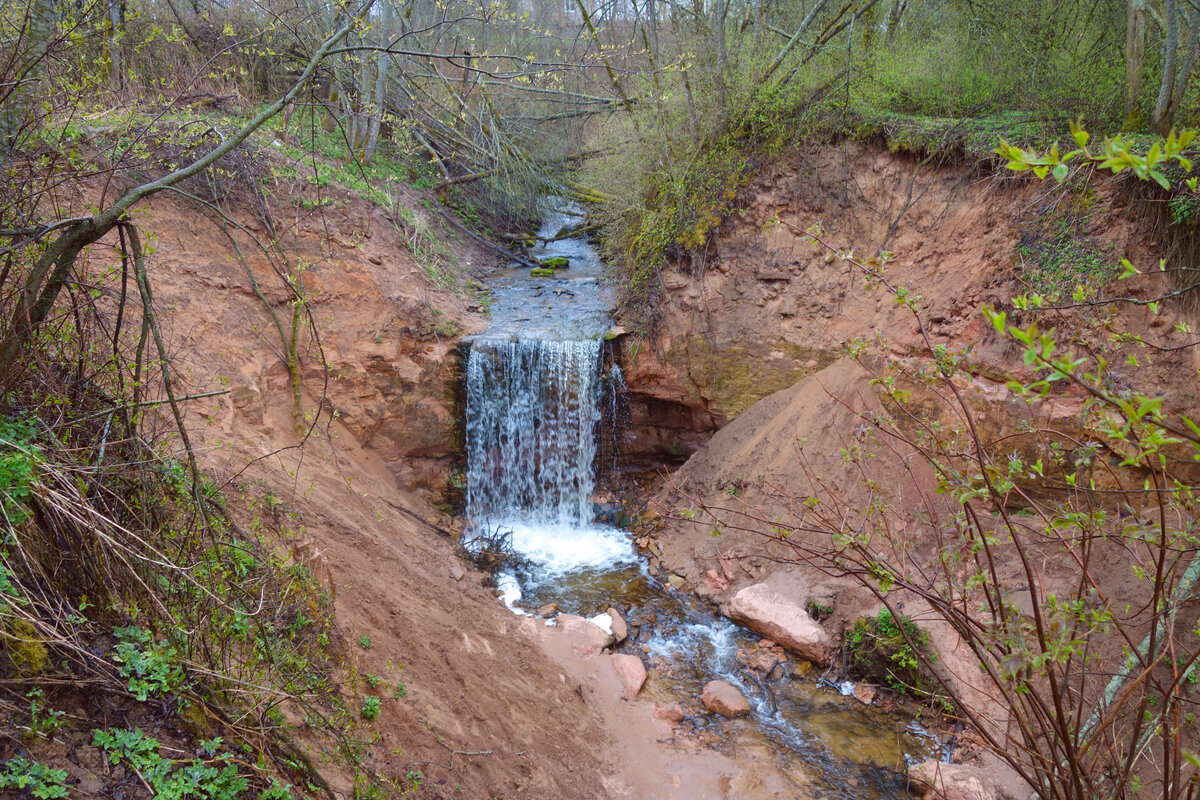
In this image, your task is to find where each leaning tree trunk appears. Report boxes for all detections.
[1,0,56,159]
[1124,0,1146,128]
[363,0,392,163]
[1152,0,1199,134]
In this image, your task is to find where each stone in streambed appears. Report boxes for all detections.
[607,607,628,643]
[610,654,646,698]
[556,613,614,657]
[853,683,877,705]
[727,582,831,665]
[701,679,751,718]
[542,256,570,269]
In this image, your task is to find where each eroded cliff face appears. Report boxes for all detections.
[131,190,485,493]
[618,140,1196,471]
[627,138,1200,594]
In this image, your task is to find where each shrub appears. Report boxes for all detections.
[0,756,69,799]
[112,625,187,701]
[845,609,934,696]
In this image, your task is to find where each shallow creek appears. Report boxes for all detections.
[461,202,938,798]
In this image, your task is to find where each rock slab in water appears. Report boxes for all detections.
[556,614,614,657]
[727,583,831,665]
[701,680,751,718]
[610,654,646,698]
[908,761,996,800]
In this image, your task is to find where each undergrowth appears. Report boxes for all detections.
[845,609,939,701]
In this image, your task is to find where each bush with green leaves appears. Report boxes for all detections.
[93,729,268,800]
[112,625,187,701]
[845,609,934,696]
[360,695,381,721]
[717,125,1200,800]
[0,416,38,527]
[0,756,69,799]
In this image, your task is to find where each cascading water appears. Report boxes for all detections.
[463,337,634,584]
[461,199,937,798]
[465,338,602,528]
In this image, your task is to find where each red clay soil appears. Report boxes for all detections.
[61,180,809,798]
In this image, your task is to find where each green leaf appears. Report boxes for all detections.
[1052,163,1069,183]
[1070,119,1089,148]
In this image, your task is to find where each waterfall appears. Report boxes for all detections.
[463,336,634,578]
[464,338,603,532]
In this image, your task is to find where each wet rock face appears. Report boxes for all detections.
[318,335,465,493]
[727,583,831,666]
[614,339,724,469]
[700,679,751,718]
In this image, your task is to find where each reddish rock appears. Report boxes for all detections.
[556,614,613,657]
[728,583,831,665]
[654,703,686,724]
[701,680,751,718]
[607,607,628,643]
[719,556,736,581]
[536,602,559,617]
[705,569,730,591]
[909,761,996,800]
[853,683,877,705]
[611,654,647,698]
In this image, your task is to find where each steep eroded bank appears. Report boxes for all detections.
[82,187,629,798]
[621,139,1200,797]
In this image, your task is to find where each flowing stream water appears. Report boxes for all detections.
[462,202,937,798]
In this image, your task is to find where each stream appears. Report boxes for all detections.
[461,201,938,798]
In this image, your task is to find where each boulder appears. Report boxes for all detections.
[556,614,614,657]
[611,654,647,698]
[607,607,628,643]
[700,680,751,718]
[908,761,995,800]
[727,583,831,664]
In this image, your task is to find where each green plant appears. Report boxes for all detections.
[360,695,381,721]
[805,600,833,622]
[112,625,187,701]
[94,728,250,800]
[0,416,38,526]
[0,756,69,799]
[357,635,371,649]
[1169,190,1200,226]
[845,609,933,696]
[26,689,67,739]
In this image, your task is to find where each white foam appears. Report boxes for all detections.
[505,519,636,575]
[589,612,614,635]
[495,573,529,615]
